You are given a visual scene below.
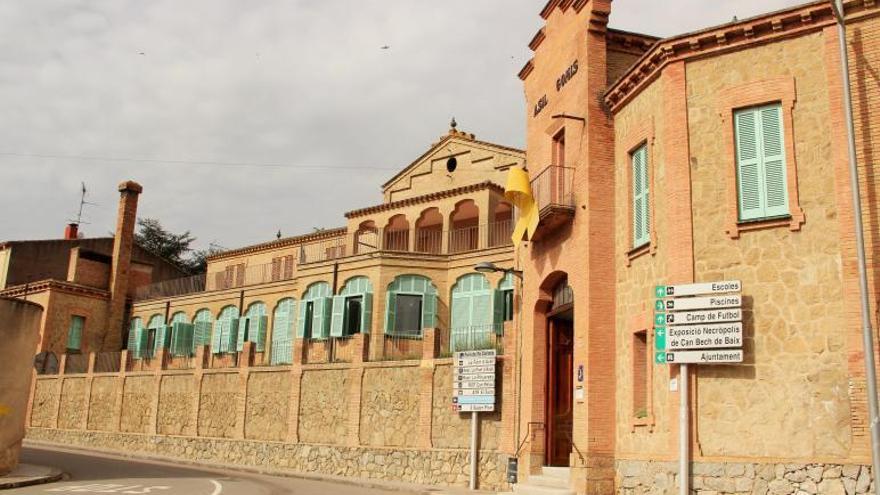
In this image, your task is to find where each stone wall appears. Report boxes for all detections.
[27,349,514,491]
[87,377,118,431]
[616,459,874,495]
[360,367,420,447]
[57,378,86,429]
[198,373,239,438]
[299,369,347,444]
[246,371,289,441]
[158,374,195,436]
[120,376,153,434]
[30,379,59,428]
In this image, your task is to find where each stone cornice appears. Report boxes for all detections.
[604,0,876,113]
[0,280,110,300]
[207,228,348,262]
[529,28,546,51]
[518,59,535,81]
[345,181,505,219]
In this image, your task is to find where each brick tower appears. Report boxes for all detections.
[103,180,142,351]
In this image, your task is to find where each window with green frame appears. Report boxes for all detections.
[168,311,194,357]
[66,315,85,353]
[330,276,373,337]
[297,282,331,340]
[499,271,516,323]
[271,298,296,365]
[385,274,437,337]
[212,305,240,354]
[238,302,268,351]
[449,273,505,352]
[127,317,144,358]
[734,103,789,222]
[192,309,213,354]
[146,314,166,358]
[631,143,650,248]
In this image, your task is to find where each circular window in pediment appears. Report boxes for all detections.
[446,157,457,173]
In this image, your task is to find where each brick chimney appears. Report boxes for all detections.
[103,180,143,351]
[63,223,79,240]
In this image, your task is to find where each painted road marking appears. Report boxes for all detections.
[209,480,222,495]
[46,484,171,493]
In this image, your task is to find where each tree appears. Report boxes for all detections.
[134,218,217,274]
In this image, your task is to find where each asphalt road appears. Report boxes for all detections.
[10,445,415,495]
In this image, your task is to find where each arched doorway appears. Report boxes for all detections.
[537,273,574,467]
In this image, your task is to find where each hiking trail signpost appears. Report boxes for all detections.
[653,280,744,495]
[452,349,497,490]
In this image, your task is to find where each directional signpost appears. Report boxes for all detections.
[653,280,744,495]
[452,349,497,490]
[653,280,744,364]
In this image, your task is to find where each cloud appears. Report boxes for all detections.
[0,0,808,250]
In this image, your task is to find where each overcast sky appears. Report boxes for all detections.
[0,0,807,253]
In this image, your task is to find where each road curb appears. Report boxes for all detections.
[0,463,64,490]
[23,440,492,494]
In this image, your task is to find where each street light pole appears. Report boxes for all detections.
[832,1,880,488]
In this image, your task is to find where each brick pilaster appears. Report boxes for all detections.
[345,366,364,446]
[286,367,303,443]
[81,353,97,430]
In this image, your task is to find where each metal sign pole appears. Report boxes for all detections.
[680,364,689,495]
[470,411,478,490]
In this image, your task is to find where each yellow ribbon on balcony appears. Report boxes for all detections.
[504,166,539,243]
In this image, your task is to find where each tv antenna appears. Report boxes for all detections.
[69,182,98,226]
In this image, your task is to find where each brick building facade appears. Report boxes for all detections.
[516,0,880,493]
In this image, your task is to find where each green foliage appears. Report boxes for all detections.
[134,218,221,274]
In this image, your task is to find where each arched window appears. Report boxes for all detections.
[330,276,374,337]
[239,302,268,352]
[385,275,437,337]
[298,282,332,340]
[213,305,240,354]
[271,298,297,365]
[384,214,410,252]
[127,317,145,359]
[192,309,213,354]
[415,208,443,254]
[146,314,165,358]
[449,200,479,253]
[449,273,502,352]
[168,311,194,357]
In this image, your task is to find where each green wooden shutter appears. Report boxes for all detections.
[154,325,168,356]
[193,321,211,353]
[735,108,764,221]
[330,295,346,338]
[361,292,373,334]
[320,296,333,338]
[271,300,294,364]
[492,289,504,335]
[223,318,239,353]
[236,317,249,351]
[138,328,149,358]
[211,321,223,354]
[67,316,84,351]
[127,320,140,354]
[450,294,471,353]
[385,291,398,335]
[171,322,194,356]
[296,301,308,338]
[254,315,268,352]
[422,292,437,332]
[632,144,649,247]
[760,105,789,217]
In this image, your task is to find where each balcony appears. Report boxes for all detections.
[299,219,513,265]
[133,259,295,301]
[530,165,575,237]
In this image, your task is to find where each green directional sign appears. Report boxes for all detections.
[654,326,666,350]
[655,285,667,298]
[655,351,667,364]
[654,313,666,326]
[654,299,665,311]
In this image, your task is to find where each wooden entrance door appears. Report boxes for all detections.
[546,314,573,466]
